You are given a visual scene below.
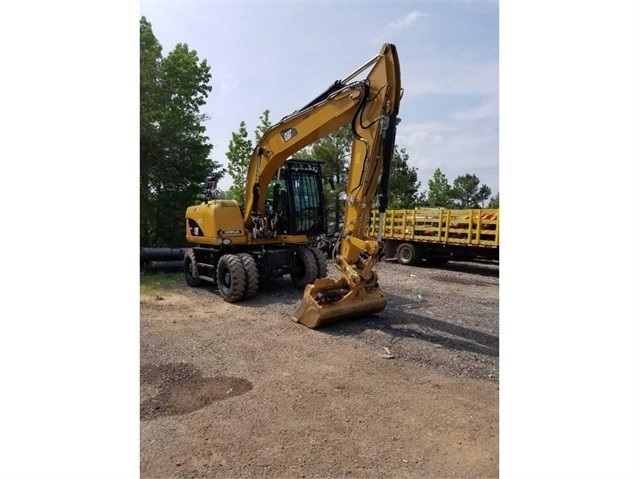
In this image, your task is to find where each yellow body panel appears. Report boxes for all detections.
[186,200,248,245]
[185,199,312,246]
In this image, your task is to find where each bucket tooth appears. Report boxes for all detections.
[292,277,387,328]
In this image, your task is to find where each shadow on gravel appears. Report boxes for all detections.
[408,260,499,278]
[321,293,498,358]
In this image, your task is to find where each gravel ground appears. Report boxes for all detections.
[140,258,499,478]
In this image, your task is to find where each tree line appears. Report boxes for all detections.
[140,17,498,246]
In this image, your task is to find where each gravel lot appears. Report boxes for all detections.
[140,258,499,478]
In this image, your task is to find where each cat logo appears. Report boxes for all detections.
[280,128,298,142]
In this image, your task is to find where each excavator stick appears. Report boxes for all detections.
[292,277,387,328]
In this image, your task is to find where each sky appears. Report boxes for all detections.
[140,0,499,199]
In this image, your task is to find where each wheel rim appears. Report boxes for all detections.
[400,248,412,262]
[223,270,231,288]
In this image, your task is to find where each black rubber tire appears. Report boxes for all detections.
[314,239,332,258]
[184,248,203,287]
[309,247,328,278]
[291,248,318,288]
[396,243,421,266]
[237,253,259,299]
[216,254,247,302]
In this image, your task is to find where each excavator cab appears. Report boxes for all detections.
[268,159,326,238]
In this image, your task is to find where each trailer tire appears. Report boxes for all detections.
[216,254,247,302]
[237,253,259,299]
[291,248,318,288]
[184,248,203,287]
[396,243,421,266]
[309,247,328,278]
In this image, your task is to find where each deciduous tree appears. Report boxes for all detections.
[387,146,426,209]
[140,17,224,247]
[426,168,454,208]
[226,120,253,203]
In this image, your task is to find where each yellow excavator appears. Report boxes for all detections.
[184,43,402,328]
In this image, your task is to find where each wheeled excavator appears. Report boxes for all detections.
[184,43,402,328]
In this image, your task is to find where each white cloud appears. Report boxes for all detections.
[389,11,426,31]
[372,11,426,44]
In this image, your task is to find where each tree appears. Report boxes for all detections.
[140,17,223,247]
[387,146,426,208]
[451,173,492,208]
[488,193,499,208]
[426,168,454,207]
[477,184,492,208]
[140,17,163,247]
[254,109,271,144]
[226,120,253,203]
[302,125,352,233]
[225,109,271,204]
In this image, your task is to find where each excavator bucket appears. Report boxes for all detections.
[292,277,387,328]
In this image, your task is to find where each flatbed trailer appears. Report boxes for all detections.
[370,208,499,266]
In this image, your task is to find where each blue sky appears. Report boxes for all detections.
[140,0,499,198]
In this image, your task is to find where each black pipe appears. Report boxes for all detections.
[140,248,188,262]
[145,260,183,272]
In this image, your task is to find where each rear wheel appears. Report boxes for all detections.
[237,253,259,299]
[309,247,328,278]
[291,248,318,288]
[216,254,247,302]
[396,243,421,266]
[184,248,202,287]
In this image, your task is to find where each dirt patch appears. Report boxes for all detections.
[140,259,499,478]
[141,363,252,420]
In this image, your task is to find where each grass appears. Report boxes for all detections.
[140,271,183,295]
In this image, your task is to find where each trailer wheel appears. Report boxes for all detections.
[396,243,421,266]
[237,253,259,299]
[291,248,318,288]
[309,247,328,278]
[216,254,247,302]
[184,248,202,287]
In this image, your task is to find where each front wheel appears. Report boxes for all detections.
[237,253,259,299]
[309,247,328,278]
[291,248,318,288]
[216,254,247,302]
[184,248,202,287]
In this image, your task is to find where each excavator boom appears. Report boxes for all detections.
[293,43,402,328]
